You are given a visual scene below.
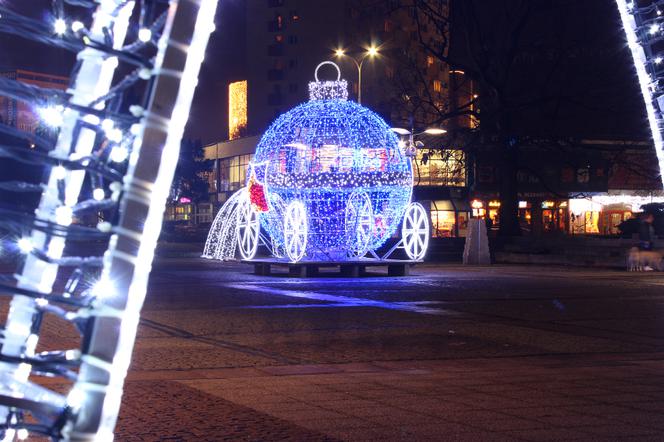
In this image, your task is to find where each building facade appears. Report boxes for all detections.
[0,69,69,134]
[470,140,663,236]
[189,1,663,242]
[195,0,472,238]
[243,0,349,135]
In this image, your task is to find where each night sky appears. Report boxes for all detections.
[0,0,650,143]
[449,0,649,140]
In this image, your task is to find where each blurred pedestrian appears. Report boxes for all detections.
[639,213,655,251]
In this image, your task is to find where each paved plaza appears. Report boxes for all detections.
[33,260,664,440]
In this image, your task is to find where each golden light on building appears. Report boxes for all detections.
[228,80,247,140]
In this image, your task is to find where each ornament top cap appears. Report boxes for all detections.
[308,60,349,101]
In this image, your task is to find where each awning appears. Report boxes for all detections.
[431,200,454,211]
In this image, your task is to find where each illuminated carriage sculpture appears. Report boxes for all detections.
[204,62,429,263]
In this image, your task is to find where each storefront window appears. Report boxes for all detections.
[518,201,532,233]
[569,199,601,234]
[430,200,469,238]
[431,201,456,238]
[412,149,466,187]
[599,206,632,235]
[219,154,253,191]
[488,200,500,229]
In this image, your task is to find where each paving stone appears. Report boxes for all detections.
[13,260,664,440]
[115,381,336,441]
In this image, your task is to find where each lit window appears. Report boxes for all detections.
[275,34,283,42]
[427,56,434,66]
[228,80,248,140]
[471,200,485,218]
[412,149,465,187]
[433,79,442,92]
[430,200,459,238]
[224,153,254,191]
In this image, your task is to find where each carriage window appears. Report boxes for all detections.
[362,148,388,172]
[308,145,353,173]
[278,143,310,174]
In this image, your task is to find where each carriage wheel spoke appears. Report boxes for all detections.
[402,203,429,260]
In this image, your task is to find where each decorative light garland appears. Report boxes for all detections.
[254,78,412,259]
[203,189,245,261]
[308,80,349,101]
[0,0,217,440]
[205,61,430,263]
[616,0,664,185]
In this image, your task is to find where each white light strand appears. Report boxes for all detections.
[202,188,245,260]
[308,80,349,101]
[67,0,219,438]
[207,74,414,262]
[616,0,664,186]
[0,3,137,431]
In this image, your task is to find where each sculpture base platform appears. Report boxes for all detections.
[242,258,421,277]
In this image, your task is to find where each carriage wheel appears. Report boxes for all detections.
[284,200,308,262]
[402,202,429,261]
[345,192,374,258]
[236,192,260,260]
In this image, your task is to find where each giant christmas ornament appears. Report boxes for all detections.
[204,62,429,263]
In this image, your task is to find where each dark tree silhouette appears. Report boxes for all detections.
[358,0,654,236]
[171,138,212,205]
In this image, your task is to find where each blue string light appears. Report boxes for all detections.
[249,79,413,260]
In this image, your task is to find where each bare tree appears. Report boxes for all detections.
[357,0,655,236]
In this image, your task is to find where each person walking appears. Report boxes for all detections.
[639,213,656,271]
[639,213,655,251]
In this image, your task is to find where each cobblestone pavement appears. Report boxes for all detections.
[18,260,664,440]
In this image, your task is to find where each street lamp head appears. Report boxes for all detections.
[423,128,447,135]
[335,48,345,57]
[367,46,378,57]
[391,127,412,136]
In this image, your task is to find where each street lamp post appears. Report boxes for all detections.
[335,46,379,104]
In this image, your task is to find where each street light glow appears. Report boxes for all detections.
[335,48,345,57]
[391,127,412,135]
[423,128,447,135]
[367,46,378,57]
